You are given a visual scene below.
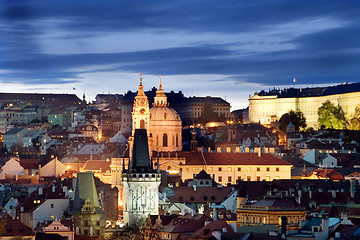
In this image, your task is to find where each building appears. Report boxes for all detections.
[236,196,306,229]
[173,96,231,123]
[249,82,360,128]
[3,127,28,151]
[72,172,105,236]
[180,152,292,185]
[128,74,182,158]
[122,129,161,229]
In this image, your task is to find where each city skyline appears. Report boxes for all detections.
[1,1,359,110]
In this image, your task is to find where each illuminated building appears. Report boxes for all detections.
[180,152,292,185]
[249,82,360,128]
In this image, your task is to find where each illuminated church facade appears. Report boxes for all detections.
[128,74,182,159]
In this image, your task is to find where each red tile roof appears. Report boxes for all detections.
[168,185,234,204]
[180,152,292,166]
[81,160,111,172]
[0,213,35,237]
[160,214,212,233]
[307,168,345,180]
[186,220,236,239]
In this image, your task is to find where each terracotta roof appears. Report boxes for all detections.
[0,213,35,237]
[17,185,66,212]
[160,213,212,233]
[168,185,233,204]
[180,152,292,166]
[187,220,236,239]
[307,168,345,180]
[81,160,111,172]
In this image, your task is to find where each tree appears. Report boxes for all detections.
[349,105,360,130]
[318,100,346,129]
[279,110,307,132]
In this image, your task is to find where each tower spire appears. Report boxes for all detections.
[159,74,163,90]
[154,74,167,107]
[137,73,145,96]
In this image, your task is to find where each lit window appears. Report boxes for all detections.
[227,167,232,171]
[193,168,196,172]
[266,176,270,181]
[247,167,251,171]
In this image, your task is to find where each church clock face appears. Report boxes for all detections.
[139,99,146,106]
[140,108,146,114]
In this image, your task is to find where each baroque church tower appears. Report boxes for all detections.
[122,129,161,229]
[128,73,151,159]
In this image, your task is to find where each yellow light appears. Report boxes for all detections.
[167,170,179,174]
[66,166,70,170]
[209,122,216,127]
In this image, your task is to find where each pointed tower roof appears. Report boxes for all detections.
[154,74,167,107]
[128,129,155,173]
[137,73,146,97]
[72,172,103,215]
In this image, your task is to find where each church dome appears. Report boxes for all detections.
[149,106,181,122]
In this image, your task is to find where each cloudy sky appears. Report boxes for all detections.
[0,1,359,109]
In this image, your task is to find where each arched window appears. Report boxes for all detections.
[176,134,179,147]
[163,133,168,147]
[140,119,145,129]
[156,135,159,146]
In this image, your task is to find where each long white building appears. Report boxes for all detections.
[249,82,360,128]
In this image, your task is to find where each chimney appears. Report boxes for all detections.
[350,178,356,198]
[322,218,329,235]
[281,216,287,237]
[193,185,197,192]
[191,131,197,153]
[212,208,217,221]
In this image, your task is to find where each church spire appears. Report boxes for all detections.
[154,74,167,107]
[159,74,163,91]
[137,73,146,96]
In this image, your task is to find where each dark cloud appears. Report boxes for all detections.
[0,0,359,96]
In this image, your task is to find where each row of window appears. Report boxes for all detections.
[187,167,280,172]
[217,175,280,182]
